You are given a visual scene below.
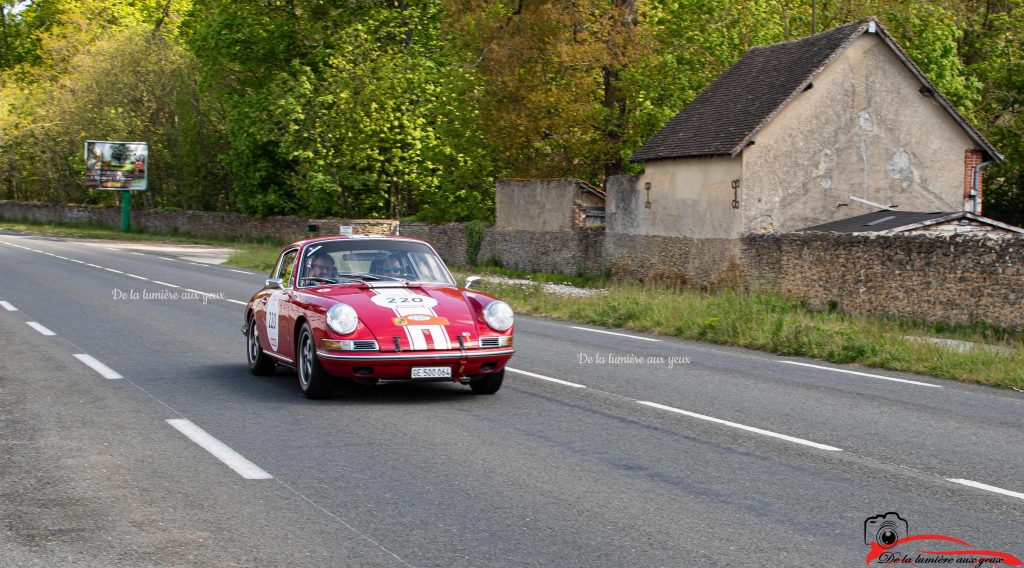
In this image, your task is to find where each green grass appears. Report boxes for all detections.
[456,273,1024,389]
[225,243,283,272]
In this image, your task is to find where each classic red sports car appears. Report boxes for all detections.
[243,236,514,398]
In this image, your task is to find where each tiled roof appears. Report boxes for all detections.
[630,18,1000,163]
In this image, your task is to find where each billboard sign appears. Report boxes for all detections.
[84,140,148,190]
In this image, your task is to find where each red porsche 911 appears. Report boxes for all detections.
[243,236,514,398]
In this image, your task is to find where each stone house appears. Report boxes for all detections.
[496,178,605,231]
[609,17,1002,239]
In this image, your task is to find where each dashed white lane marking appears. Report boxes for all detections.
[568,326,661,342]
[779,361,941,388]
[26,321,56,336]
[507,367,586,388]
[73,354,124,380]
[0,301,17,311]
[229,269,254,275]
[129,252,146,256]
[947,479,1024,501]
[0,238,247,306]
[637,401,843,452]
[166,419,273,480]
[189,262,206,267]
[157,257,175,261]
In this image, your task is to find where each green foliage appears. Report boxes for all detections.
[464,219,484,266]
[2,0,1024,223]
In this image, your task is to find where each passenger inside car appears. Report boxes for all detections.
[370,254,407,278]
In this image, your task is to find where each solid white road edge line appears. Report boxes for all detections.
[637,401,843,452]
[947,478,1024,501]
[166,419,273,480]
[779,360,941,388]
[73,354,124,380]
[507,367,586,388]
[0,301,17,311]
[569,326,661,342]
[25,321,56,336]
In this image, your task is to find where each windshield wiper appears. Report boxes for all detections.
[336,272,382,281]
[299,276,339,284]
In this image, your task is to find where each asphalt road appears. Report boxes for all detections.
[1,230,1021,567]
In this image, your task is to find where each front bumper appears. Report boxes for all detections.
[315,348,514,381]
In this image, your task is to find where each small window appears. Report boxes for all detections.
[275,249,299,288]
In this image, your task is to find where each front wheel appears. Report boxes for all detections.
[246,316,275,376]
[469,369,504,395]
[297,324,333,399]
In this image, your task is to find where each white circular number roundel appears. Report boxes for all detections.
[370,292,438,309]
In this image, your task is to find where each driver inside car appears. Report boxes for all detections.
[307,253,338,279]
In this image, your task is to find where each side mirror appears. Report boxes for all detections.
[265,278,283,289]
[464,276,481,290]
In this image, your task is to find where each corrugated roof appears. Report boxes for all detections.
[799,210,1024,234]
[800,210,955,233]
[630,18,1001,163]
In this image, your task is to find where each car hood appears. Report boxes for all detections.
[314,283,486,351]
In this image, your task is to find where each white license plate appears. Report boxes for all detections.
[411,366,452,379]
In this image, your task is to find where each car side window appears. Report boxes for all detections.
[275,249,299,288]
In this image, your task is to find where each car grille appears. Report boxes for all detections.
[350,340,379,351]
[479,337,501,348]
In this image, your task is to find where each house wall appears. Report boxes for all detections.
[495,179,578,231]
[606,157,743,238]
[741,33,976,233]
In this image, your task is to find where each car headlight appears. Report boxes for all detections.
[326,303,359,335]
[483,300,514,332]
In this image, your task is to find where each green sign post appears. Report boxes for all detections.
[84,141,148,232]
[121,191,131,232]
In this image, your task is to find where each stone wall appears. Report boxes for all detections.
[401,222,606,275]
[741,232,1024,328]
[0,201,397,242]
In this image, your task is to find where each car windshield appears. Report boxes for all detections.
[298,239,455,287]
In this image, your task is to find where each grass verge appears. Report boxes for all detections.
[456,272,1024,389]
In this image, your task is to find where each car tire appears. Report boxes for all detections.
[246,315,275,376]
[469,369,504,394]
[297,323,333,399]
